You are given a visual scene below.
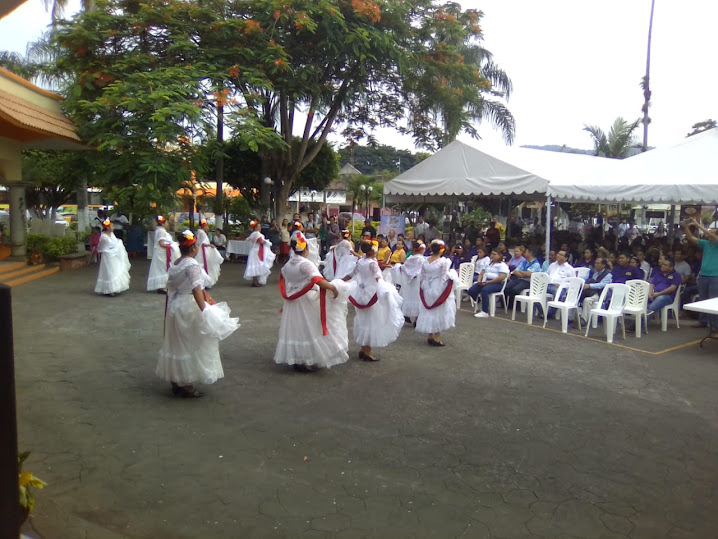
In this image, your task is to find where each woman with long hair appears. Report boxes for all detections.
[147,215,179,293]
[416,240,458,346]
[156,230,239,398]
[275,231,351,372]
[348,239,404,362]
[94,218,131,297]
[194,219,224,287]
[244,219,276,286]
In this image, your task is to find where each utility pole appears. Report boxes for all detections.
[641,0,656,152]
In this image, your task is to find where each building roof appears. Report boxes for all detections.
[338,163,363,176]
[0,67,83,148]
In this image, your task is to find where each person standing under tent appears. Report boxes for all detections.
[194,219,224,288]
[348,239,404,362]
[94,218,131,297]
[683,217,718,329]
[244,219,276,287]
[274,231,351,372]
[416,240,458,346]
[147,215,179,293]
[156,230,239,398]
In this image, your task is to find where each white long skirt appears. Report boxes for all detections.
[352,280,404,348]
[274,279,350,368]
[399,276,422,318]
[147,244,180,291]
[156,295,225,385]
[416,279,457,334]
[196,244,224,287]
[244,247,276,284]
[95,245,131,295]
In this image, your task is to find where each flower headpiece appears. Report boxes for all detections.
[200,218,208,227]
[102,218,111,229]
[293,221,304,231]
[249,219,258,229]
[416,240,426,252]
[156,215,165,223]
[341,229,351,239]
[293,231,307,252]
[179,229,196,246]
[363,238,379,252]
[431,239,446,253]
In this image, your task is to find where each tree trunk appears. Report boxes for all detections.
[215,103,224,230]
[641,0,655,152]
[76,176,88,233]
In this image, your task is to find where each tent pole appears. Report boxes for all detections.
[668,205,676,243]
[545,195,552,259]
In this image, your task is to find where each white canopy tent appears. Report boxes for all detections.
[384,140,549,203]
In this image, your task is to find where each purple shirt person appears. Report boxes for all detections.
[647,256,681,319]
[611,253,638,284]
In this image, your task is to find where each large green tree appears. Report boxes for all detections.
[338,143,429,175]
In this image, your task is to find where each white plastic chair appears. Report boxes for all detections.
[585,283,630,343]
[660,283,685,332]
[544,277,585,333]
[623,279,650,338]
[487,277,508,317]
[513,272,550,325]
[575,267,591,280]
[455,262,475,308]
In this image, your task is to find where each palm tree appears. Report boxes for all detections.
[583,117,641,159]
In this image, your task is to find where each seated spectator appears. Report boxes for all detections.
[578,256,613,322]
[473,247,490,277]
[541,250,557,272]
[629,256,645,280]
[389,238,407,265]
[469,249,510,319]
[497,242,510,263]
[575,248,595,269]
[376,235,391,270]
[504,245,542,307]
[507,244,526,272]
[636,249,651,279]
[673,249,693,283]
[464,238,477,259]
[610,252,637,283]
[647,256,681,315]
[546,249,575,303]
[449,244,467,271]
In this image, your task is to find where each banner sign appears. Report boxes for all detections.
[287,189,346,204]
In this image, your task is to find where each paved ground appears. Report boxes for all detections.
[11,258,718,538]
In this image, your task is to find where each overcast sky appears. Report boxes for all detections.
[1,0,715,153]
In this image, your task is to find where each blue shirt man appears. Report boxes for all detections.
[611,253,637,284]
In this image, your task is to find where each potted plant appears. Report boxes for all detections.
[18,451,46,525]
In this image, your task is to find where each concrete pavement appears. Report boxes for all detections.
[11,259,718,538]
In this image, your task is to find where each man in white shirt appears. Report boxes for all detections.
[673,249,692,282]
[413,215,429,239]
[304,214,318,238]
[547,250,575,296]
[110,211,129,241]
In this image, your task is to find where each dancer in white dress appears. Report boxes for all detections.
[244,219,276,286]
[147,215,180,293]
[349,240,404,362]
[94,218,131,296]
[323,230,358,281]
[156,230,239,398]
[194,219,224,287]
[416,240,458,347]
[391,240,426,325]
[274,231,351,372]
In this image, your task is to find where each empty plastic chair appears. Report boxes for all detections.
[575,267,590,280]
[660,283,685,332]
[585,283,630,343]
[455,262,475,308]
[544,277,585,333]
[623,279,650,338]
[512,272,550,325]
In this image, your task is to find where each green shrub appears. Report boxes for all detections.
[26,234,79,262]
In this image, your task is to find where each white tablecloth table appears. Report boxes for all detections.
[684,297,718,347]
[226,240,251,257]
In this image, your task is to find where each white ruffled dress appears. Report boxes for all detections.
[95,231,131,295]
[307,237,321,268]
[416,257,458,334]
[194,229,224,287]
[147,226,180,291]
[323,239,357,281]
[274,256,350,369]
[156,258,239,385]
[244,230,276,284]
[349,257,404,348]
[391,254,426,318]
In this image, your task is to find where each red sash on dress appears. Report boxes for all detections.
[279,274,328,335]
[349,293,378,309]
[257,237,264,262]
[333,253,337,275]
[201,244,209,273]
[165,244,172,271]
[420,280,454,310]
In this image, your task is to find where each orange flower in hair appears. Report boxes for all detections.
[295,231,307,251]
[102,218,111,229]
[293,221,304,230]
[156,215,165,223]
[200,218,208,227]
[341,229,351,239]
[249,219,258,229]
[180,229,197,246]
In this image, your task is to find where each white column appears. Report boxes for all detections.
[545,195,552,259]
[9,184,28,257]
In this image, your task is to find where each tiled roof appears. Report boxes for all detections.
[0,87,80,143]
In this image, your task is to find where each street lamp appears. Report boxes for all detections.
[263,176,274,218]
[359,184,373,220]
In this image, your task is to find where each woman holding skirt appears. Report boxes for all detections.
[323,229,358,281]
[156,230,239,398]
[349,240,404,362]
[194,219,224,287]
[416,240,458,347]
[147,215,180,293]
[274,231,351,372]
[244,219,276,287]
[391,240,426,325]
[94,218,131,296]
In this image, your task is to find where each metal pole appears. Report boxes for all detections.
[545,195,552,259]
[0,285,19,537]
